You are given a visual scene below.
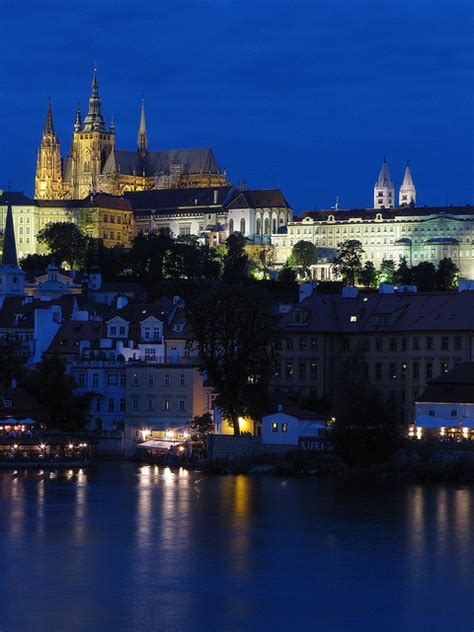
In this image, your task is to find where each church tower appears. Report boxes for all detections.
[399,161,416,207]
[0,204,25,300]
[137,99,148,156]
[374,157,395,209]
[70,68,115,199]
[35,100,63,199]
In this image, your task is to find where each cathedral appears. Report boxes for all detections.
[35,69,228,200]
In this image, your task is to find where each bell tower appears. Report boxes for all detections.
[35,100,63,199]
[70,68,115,199]
[399,161,416,207]
[374,157,395,209]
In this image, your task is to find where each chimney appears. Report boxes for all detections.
[277,404,283,412]
[213,190,218,204]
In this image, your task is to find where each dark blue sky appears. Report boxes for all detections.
[1,0,472,213]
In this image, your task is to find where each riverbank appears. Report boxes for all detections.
[201,450,474,483]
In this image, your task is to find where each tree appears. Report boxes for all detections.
[287,240,317,279]
[25,353,92,431]
[333,240,364,286]
[222,233,251,283]
[186,285,276,435]
[190,412,214,435]
[329,354,400,465]
[379,258,396,284]
[129,228,175,284]
[37,222,89,269]
[394,256,413,286]
[436,257,458,290]
[412,261,437,292]
[246,245,276,280]
[277,264,297,283]
[20,253,53,272]
[358,261,377,288]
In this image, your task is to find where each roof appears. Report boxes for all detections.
[0,386,44,418]
[418,363,474,404]
[226,189,290,210]
[0,191,35,206]
[48,320,105,357]
[106,297,173,323]
[36,194,132,211]
[103,147,222,178]
[125,186,235,211]
[281,290,474,334]
[0,295,77,329]
[298,205,474,222]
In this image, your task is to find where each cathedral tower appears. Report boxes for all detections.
[399,161,416,207]
[70,68,115,198]
[374,157,394,209]
[35,100,63,199]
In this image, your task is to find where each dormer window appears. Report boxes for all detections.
[174,324,183,333]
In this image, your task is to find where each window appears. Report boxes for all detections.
[153,326,160,340]
[163,399,170,411]
[454,336,462,351]
[164,373,170,386]
[412,337,420,351]
[179,373,186,386]
[282,423,288,433]
[274,363,281,378]
[286,362,294,378]
[401,337,407,352]
[120,374,126,387]
[179,400,186,411]
[286,339,294,350]
[310,362,318,378]
[298,362,306,378]
[272,422,278,432]
[412,362,419,379]
[132,398,139,410]
[426,337,433,351]
[229,218,234,233]
[119,399,126,412]
[441,362,449,374]
[299,337,307,351]
[441,336,449,351]
[92,373,99,387]
[429,410,435,417]
[426,362,433,379]
[78,373,86,386]
[310,337,318,351]
[108,398,114,412]
[389,363,397,379]
[119,326,126,336]
[144,327,150,339]
[108,374,118,386]
[96,398,101,412]
[148,373,154,386]
[132,373,139,386]
[110,326,117,336]
[147,399,154,411]
[375,363,382,380]
[240,218,246,234]
[389,338,397,352]
[375,338,382,352]
[451,409,457,417]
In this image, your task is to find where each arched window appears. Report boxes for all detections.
[272,218,277,234]
[229,218,234,233]
[240,218,246,234]
[256,218,261,235]
[264,218,270,235]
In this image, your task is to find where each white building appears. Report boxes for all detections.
[261,406,327,446]
[399,161,416,207]
[374,157,395,209]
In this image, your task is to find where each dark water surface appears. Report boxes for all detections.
[0,462,473,632]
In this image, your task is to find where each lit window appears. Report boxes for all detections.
[350,315,357,322]
[272,422,278,432]
[163,400,170,411]
[282,423,288,433]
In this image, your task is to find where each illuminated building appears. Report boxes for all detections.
[35,69,227,200]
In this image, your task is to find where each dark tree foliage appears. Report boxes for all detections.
[25,352,92,431]
[186,284,276,434]
[190,412,214,435]
[329,354,400,465]
[0,339,28,386]
[436,257,458,290]
[277,264,297,283]
[287,240,318,279]
[358,261,377,288]
[393,256,413,285]
[37,222,90,269]
[222,233,251,283]
[19,253,53,273]
[333,240,364,286]
[129,228,175,285]
[412,261,437,292]
[379,258,396,284]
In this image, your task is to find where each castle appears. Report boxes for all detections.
[35,69,227,200]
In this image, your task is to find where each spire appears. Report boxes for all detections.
[374,156,395,209]
[375,156,394,188]
[2,204,18,267]
[44,99,54,135]
[399,160,416,207]
[137,98,148,153]
[83,66,106,132]
[74,103,82,132]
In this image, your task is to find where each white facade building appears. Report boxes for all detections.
[374,157,395,209]
[261,408,326,446]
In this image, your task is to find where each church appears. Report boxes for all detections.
[35,69,227,200]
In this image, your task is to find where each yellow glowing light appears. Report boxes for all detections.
[12,444,18,449]
[440,427,446,437]
[68,443,74,449]
[40,443,46,449]
[462,427,469,439]
[178,446,185,452]
[416,427,422,440]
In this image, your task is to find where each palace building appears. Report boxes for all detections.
[34,69,227,200]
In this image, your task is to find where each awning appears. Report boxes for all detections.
[137,439,183,451]
[19,418,38,425]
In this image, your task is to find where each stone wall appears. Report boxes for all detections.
[207,435,295,460]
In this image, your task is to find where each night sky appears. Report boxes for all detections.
[1,0,472,213]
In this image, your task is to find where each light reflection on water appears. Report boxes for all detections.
[0,464,474,631]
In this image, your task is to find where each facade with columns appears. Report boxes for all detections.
[35,69,228,201]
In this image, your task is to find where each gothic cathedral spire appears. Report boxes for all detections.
[74,103,82,132]
[137,98,148,154]
[35,99,63,199]
[0,203,25,299]
[83,67,106,132]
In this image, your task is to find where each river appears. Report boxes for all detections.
[0,462,472,631]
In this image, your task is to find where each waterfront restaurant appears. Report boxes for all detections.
[414,363,474,440]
